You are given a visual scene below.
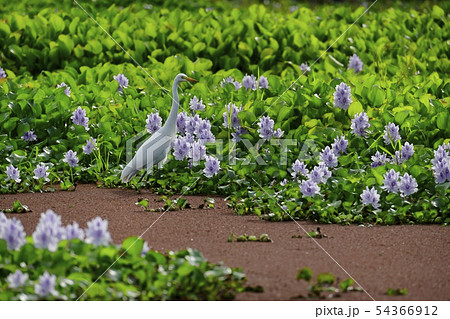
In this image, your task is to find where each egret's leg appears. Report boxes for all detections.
[138,171,147,183]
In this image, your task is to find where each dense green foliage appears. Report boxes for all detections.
[0,237,246,300]
[0,1,449,225]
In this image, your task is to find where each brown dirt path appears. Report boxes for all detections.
[0,184,449,300]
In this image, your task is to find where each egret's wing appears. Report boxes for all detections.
[121,132,173,182]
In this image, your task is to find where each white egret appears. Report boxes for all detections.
[121,73,198,182]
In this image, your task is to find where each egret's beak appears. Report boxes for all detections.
[184,76,198,83]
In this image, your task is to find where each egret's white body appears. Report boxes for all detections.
[121,73,197,182]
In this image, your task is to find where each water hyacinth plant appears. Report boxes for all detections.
[348,54,363,73]
[114,73,129,93]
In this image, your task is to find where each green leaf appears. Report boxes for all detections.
[436,112,448,130]
[316,273,335,285]
[368,86,385,107]
[296,267,312,282]
[50,15,65,33]
[348,101,363,118]
[122,237,144,257]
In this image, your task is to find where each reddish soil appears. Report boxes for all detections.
[1,184,449,301]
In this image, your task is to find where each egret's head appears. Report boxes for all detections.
[175,73,198,84]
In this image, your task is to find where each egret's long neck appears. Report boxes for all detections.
[165,79,180,133]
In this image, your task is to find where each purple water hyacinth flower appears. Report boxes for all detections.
[333,82,352,110]
[65,222,85,241]
[221,76,235,88]
[71,106,89,130]
[0,212,7,238]
[392,150,403,164]
[318,163,332,182]
[320,146,338,168]
[308,164,330,184]
[232,127,248,142]
[194,118,211,137]
[371,151,388,168]
[6,165,21,183]
[189,96,205,111]
[83,137,97,155]
[257,116,274,141]
[22,130,37,142]
[273,128,284,138]
[291,159,309,178]
[360,187,380,209]
[348,54,364,73]
[2,217,26,251]
[114,73,129,93]
[189,140,206,163]
[431,145,450,183]
[186,114,201,135]
[34,163,49,182]
[223,103,242,129]
[63,150,79,167]
[258,75,269,89]
[145,112,162,134]
[85,217,111,247]
[184,132,195,144]
[300,63,311,73]
[432,159,450,184]
[0,67,6,78]
[400,142,414,162]
[351,111,370,137]
[233,81,242,90]
[7,270,29,289]
[203,155,220,178]
[177,111,188,133]
[33,222,62,252]
[300,180,320,197]
[280,179,288,186]
[242,74,257,90]
[57,82,71,97]
[382,169,400,193]
[331,135,348,155]
[35,272,58,298]
[172,136,191,160]
[383,123,401,145]
[398,173,418,197]
[33,210,65,252]
[141,241,150,257]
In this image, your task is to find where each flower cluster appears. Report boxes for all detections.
[114,73,129,93]
[221,75,269,91]
[83,137,97,155]
[6,164,21,183]
[22,130,37,142]
[257,116,283,141]
[63,150,79,167]
[71,106,89,130]
[431,143,450,183]
[383,122,401,145]
[85,217,112,247]
[360,187,380,209]
[32,210,66,252]
[220,76,241,90]
[56,82,71,97]
[35,272,58,297]
[34,163,49,181]
[7,270,29,289]
[291,160,309,178]
[0,214,26,250]
[333,82,352,109]
[381,169,418,197]
[351,111,370,137]
[145,112,162,134]
[320,146,338,168]
[371,151,388,168]
[331,135,348,155]
[173,111,217,174]
[300,62,311,73]
[203,155,220,177]
[223,103,247,142]
[189,96,205,111]
[0,67,6,79]
[348,54,364,73]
